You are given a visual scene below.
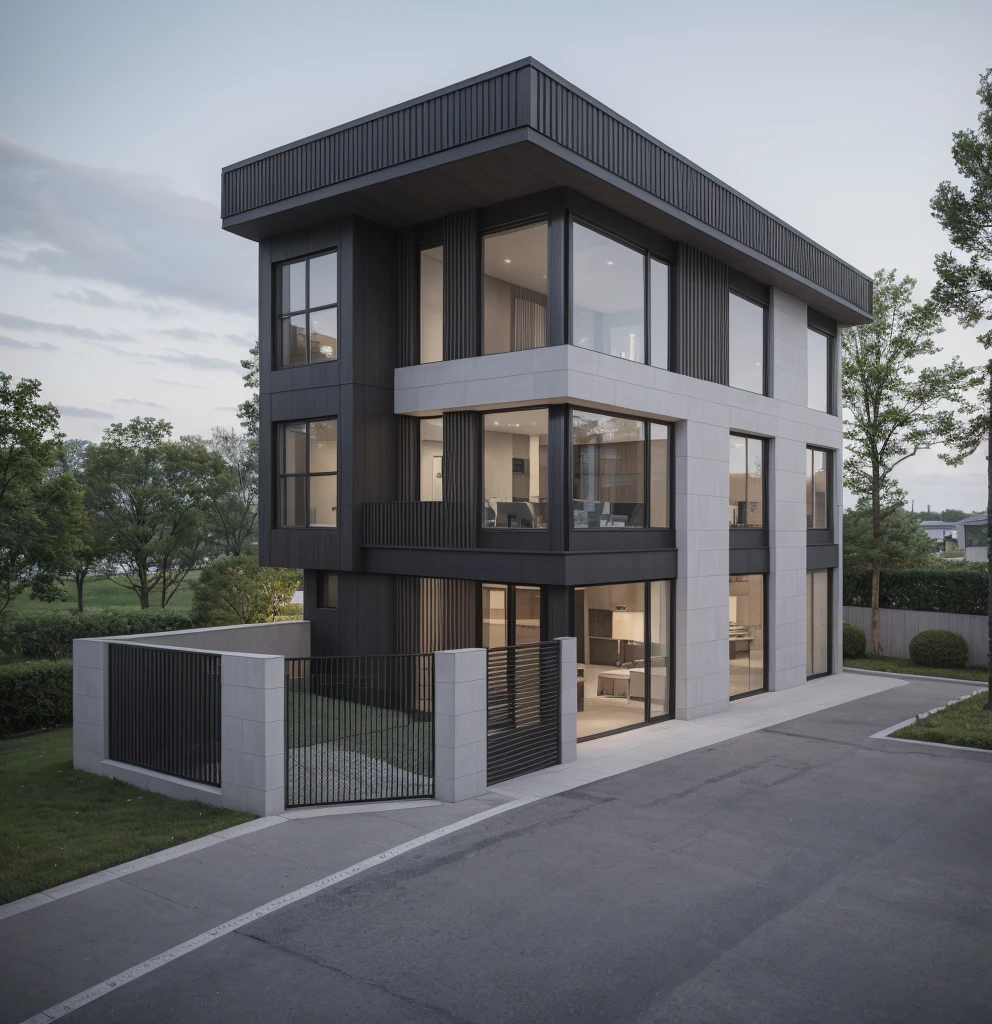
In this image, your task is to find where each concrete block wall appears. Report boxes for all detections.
[558,636,578,764]
[433,648,488,802]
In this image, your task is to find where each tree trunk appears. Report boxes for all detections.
[870,567,881,657]
[871,463,882,656]
[75,572,84,613]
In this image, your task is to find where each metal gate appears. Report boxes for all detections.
[284,654,434,807]
[487,641,561,785]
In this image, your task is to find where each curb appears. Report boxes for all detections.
[844,667,987,686]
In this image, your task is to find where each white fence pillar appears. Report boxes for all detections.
[72,638,110,774]
[433,648,488,802]
[557,636,577,765]
[220,653,285,816]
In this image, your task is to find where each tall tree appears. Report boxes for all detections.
[843,502,934,584]
[930,67,992,705]
[237,341,259,457]
[204,427,258,556]
[842,270,974,654]
[50,438,104,611]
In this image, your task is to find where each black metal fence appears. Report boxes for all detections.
[285,654,434,807]
[108,643,221,787]
[487,641,561,785]
[362,501,473,548]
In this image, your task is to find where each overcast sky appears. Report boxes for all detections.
[1,0,990,513]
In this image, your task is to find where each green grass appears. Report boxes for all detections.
[893,692,992,750]
[0,729,253,905]
[8,573,197,614]
[844,655,988,683]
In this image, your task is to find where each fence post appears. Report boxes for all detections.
[220,653,285,816]
[556,636,578,765]
[433,648,488,802]
[72,638,110,774]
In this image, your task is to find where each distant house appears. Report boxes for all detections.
[920,520,959,551]
[955,514,988,562]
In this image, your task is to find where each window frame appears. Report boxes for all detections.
[481,406,551,531]
[806,568,831,679]
[277,418,338,530]
[316,572,339,609]
[728,289,768,396]
[806,446,832,531]
[728,572,769,699]
[728,433,767,529]
[274,249,340,369]
[806,325,835,414]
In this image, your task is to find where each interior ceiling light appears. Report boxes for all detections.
[607,260,614,265]
[504,258,512,263]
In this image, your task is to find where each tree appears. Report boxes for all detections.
[50,438,104,612]
[930,67,992,705]
[842,270,974,654]
[237,342,259,457]
[0,374,85,618]
[934,508,968,523]
[204,427,258,556]
[843,503,933,583]
[190,555,300,626]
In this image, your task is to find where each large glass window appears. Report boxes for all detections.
[482,583,541,647]
[483,410,549,528]
[572,223,645,362]
[419,246,443,364]
[573,411,645,528]
[729,574,765,697]
[807,328,832,413]
[278,419,337,527]
[806,448,829,529]
[276,252,338,367]
[729,434,764,527]
[483,223,548,355]
[649,258,670,369]
[729,292,765,395]
[649,423,669,528]
[807,569,829,677]
[573,580,671,739]
[419,417,443,502]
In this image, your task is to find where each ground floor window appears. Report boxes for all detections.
[482,584,541,647]
[807,569,830,677]
[730,574,765,697]
[573,580,671,739]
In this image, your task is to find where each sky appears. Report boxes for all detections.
[0,0,990,513]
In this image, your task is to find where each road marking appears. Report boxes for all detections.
[20,796,535,1024]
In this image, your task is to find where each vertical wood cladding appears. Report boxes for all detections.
[676,243,729,385]
[442,211,480,360]
[397,576,479,653]
[397,415,419,501]
[547,193,567,347]
[398,227,418,367]
[442,411,481,547]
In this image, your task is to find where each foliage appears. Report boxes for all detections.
[842,622,867,659]
[843,567,989,616]
[931,508,968,523]
[0,608,194,661]
[0,660,73,736]
[237,341,260,458]
[204,427,258,556]
[843,503,933,572]
[191,556,301,626]
[893,692,992,750]
[846,656,987,683]
[908,629,970,669]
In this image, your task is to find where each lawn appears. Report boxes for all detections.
[7,573,198,615]
[893,692,992,750]
[0,728,253,905]
[844,655,988,683]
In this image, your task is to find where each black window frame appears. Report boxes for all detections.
[729,571,769,700]
[274,249,340,369]
[729,433,767,529]
[481,406,552,531]
[806,446,832,531]
[806,568,831,679]
[806,325,836,414]
[728,289,769,396]
[277,417,338,529]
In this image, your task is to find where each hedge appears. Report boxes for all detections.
[0,660,73,736]
[843,569,989,617]
[0,608,194,662]
[908,629,970,669]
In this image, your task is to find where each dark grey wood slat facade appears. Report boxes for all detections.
[676,243,730,385]
[442,211,480,360]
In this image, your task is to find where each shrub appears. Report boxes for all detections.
[842,621,867,659]
[908,629,970,669]
[843,568,989,616]
[0,608,194,661]
[191,557,301,626]
[0,660,73,736]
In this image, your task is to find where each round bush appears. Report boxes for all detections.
[908,629,969,669]
[842,621,867,659]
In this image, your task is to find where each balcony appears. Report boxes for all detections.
[363,502,474,549]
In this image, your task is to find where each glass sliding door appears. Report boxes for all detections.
[482,584,542,648]
[807,570,830,677]
[729,575,765,697]
[648,581,671,718]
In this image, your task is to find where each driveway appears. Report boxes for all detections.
[40,679,992,1022]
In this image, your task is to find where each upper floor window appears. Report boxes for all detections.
[276,252,338,367]
[729,434,764,527]
[419,246,443,364]
[806,448,830,529]
[483,409,549,528]
[484,223,548,354]
[729,292,765,395]
[807,328,833,413]
[278,419,337,528]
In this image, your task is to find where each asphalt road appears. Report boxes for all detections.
[63,679,992,1024]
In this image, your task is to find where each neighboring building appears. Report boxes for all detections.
[221,59,871,740]
[920,520,959,551]
[955,514,988,562]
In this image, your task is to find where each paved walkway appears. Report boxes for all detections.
[2,671,979,1024]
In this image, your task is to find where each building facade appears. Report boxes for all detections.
[222,59,870,740]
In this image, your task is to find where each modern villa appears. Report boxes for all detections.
[221,58,870,742]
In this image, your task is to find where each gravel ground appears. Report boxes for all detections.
[285,742,432,805]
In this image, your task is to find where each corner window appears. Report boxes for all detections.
[483,410,549,528]
[729,292,765,394]
[317,573,339,609]
[573,411,652,529]
[807,328,833,412]
[419,246,443,364]
[806,448,829,529]
[483,223,548,354]
[278,419,337,528]
[276,252,338,367]
[729,434,764,527]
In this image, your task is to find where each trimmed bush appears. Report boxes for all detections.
[843,568,988,616]
[908,629,970,669]
[0,660,73,736]
[0,608,194,662]
[842,621,867,659]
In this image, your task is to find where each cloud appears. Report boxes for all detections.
[225,333,255,346]
[158,350,240,371]
[0,310,134,341]
[212,406,238,412]
[155,326,214,341]
[0,137,255,314]
[0,333,57,351]
[59,405,112,419]
[154,378,208,390]
[112,398,167,409]
[55,288,184,319]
